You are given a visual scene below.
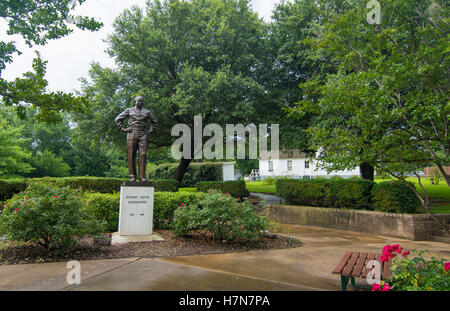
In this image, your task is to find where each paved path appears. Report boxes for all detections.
[1,224,449,291]
[250,192,285,206]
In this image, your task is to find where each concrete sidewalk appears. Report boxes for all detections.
[1,224,449,291]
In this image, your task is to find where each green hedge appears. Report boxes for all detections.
[82,191,205,232]
[0,179,28,202]
[196,180,249,198]
[276,178,374,209]
[148,163,223,187]
[372,181,419,214]
[0,177,179,201]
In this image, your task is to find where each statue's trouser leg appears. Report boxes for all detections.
[127,132,138,179]
[137,133,148,180]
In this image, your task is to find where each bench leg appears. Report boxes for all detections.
[340,276,349,291]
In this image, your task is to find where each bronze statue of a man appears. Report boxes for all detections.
[115,96,158,182]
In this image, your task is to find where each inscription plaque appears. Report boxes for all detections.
[118,186,154,236]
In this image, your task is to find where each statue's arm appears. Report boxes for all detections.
[148,111,158,133]
[115,109,130,132]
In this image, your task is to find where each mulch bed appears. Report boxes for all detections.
[0,231,302,265]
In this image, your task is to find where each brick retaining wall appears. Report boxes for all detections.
[268,204,450,241]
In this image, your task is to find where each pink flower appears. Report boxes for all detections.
[180,203,184,206]
[53,195,59,198]
[372,284,380,291]
[225,193,230,195]
[444,262,450,272]
[14,208,18,212]
[25,197,29,200]
[381,284,391,291]
[402,250,410,258]
[380,254,389,263]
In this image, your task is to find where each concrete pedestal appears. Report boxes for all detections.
[112,183,164,244]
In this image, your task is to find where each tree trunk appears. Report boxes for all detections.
[435,164,450,187]
[360,162,374,181]
[173,158,193,185]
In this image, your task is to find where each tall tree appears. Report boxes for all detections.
[78,0,268,183]
[0,0,102,122]
[289,0,449,230]
[0,120,33,177]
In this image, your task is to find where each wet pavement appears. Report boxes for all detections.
[1,224,448,291]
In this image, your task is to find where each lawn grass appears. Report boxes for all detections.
[178,187,197,192]
[245,181,276,194]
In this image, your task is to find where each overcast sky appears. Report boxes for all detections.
[1,0,282,94]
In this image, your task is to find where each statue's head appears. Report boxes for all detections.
[135,96,144,108]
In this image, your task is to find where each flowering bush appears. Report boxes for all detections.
[0,182,103,250]
[378,244,450,291]
[173,190,268,242]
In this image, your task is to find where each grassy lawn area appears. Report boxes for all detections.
[178,187,197,192]
[245,181,276,194]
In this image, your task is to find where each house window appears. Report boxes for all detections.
[287,160,293,172]
[268,161,273,172]
[305,161,310,169]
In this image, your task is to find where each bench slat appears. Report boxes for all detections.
[332,251,353,274]
[351,252,368,277]
[342,251,360,276]
[361,253,376,279]
[383,259,393,279]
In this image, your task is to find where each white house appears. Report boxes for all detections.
[258,150,360,180]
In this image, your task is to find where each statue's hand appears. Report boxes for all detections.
[122,128,133,133]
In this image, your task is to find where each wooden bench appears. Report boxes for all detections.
[332,251,392,291]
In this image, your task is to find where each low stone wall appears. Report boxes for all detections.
[268,204,450,241]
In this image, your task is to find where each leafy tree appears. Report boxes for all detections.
[30,150,71,177]
[289,0,449,230]
[0,0,103,122]
[77,0,268,183]
[0,120,33,177]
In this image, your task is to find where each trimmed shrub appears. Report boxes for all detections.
[53,177,124,193]
[0,179,28,202]
[82,192,120,232]
[173,190,268,242]
[372,181,419,214]
[148,163,223,186]
[196,180,248,198]
[276,178,374,209]
[0,182,103,250]
[81,191,205,231]
[154,192,205,229]
[151,179,179,192]
[33,177,178,193]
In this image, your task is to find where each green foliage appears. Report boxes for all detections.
[154,191,205,229]
[372,181,420,214]
[82,192,120,232]
[0,179,28,203]
[196,180,249,198]
[0,182,103,250]
[0,121,33,177]
[149,163,223,187]
[288,0,449,187]
[276,178,374,209]
[0,177,179,202]
[80,191,205,231]
[173,190,268,242]
[31,150,71,177]
[1,0,103,122]
[388,249,450,291]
